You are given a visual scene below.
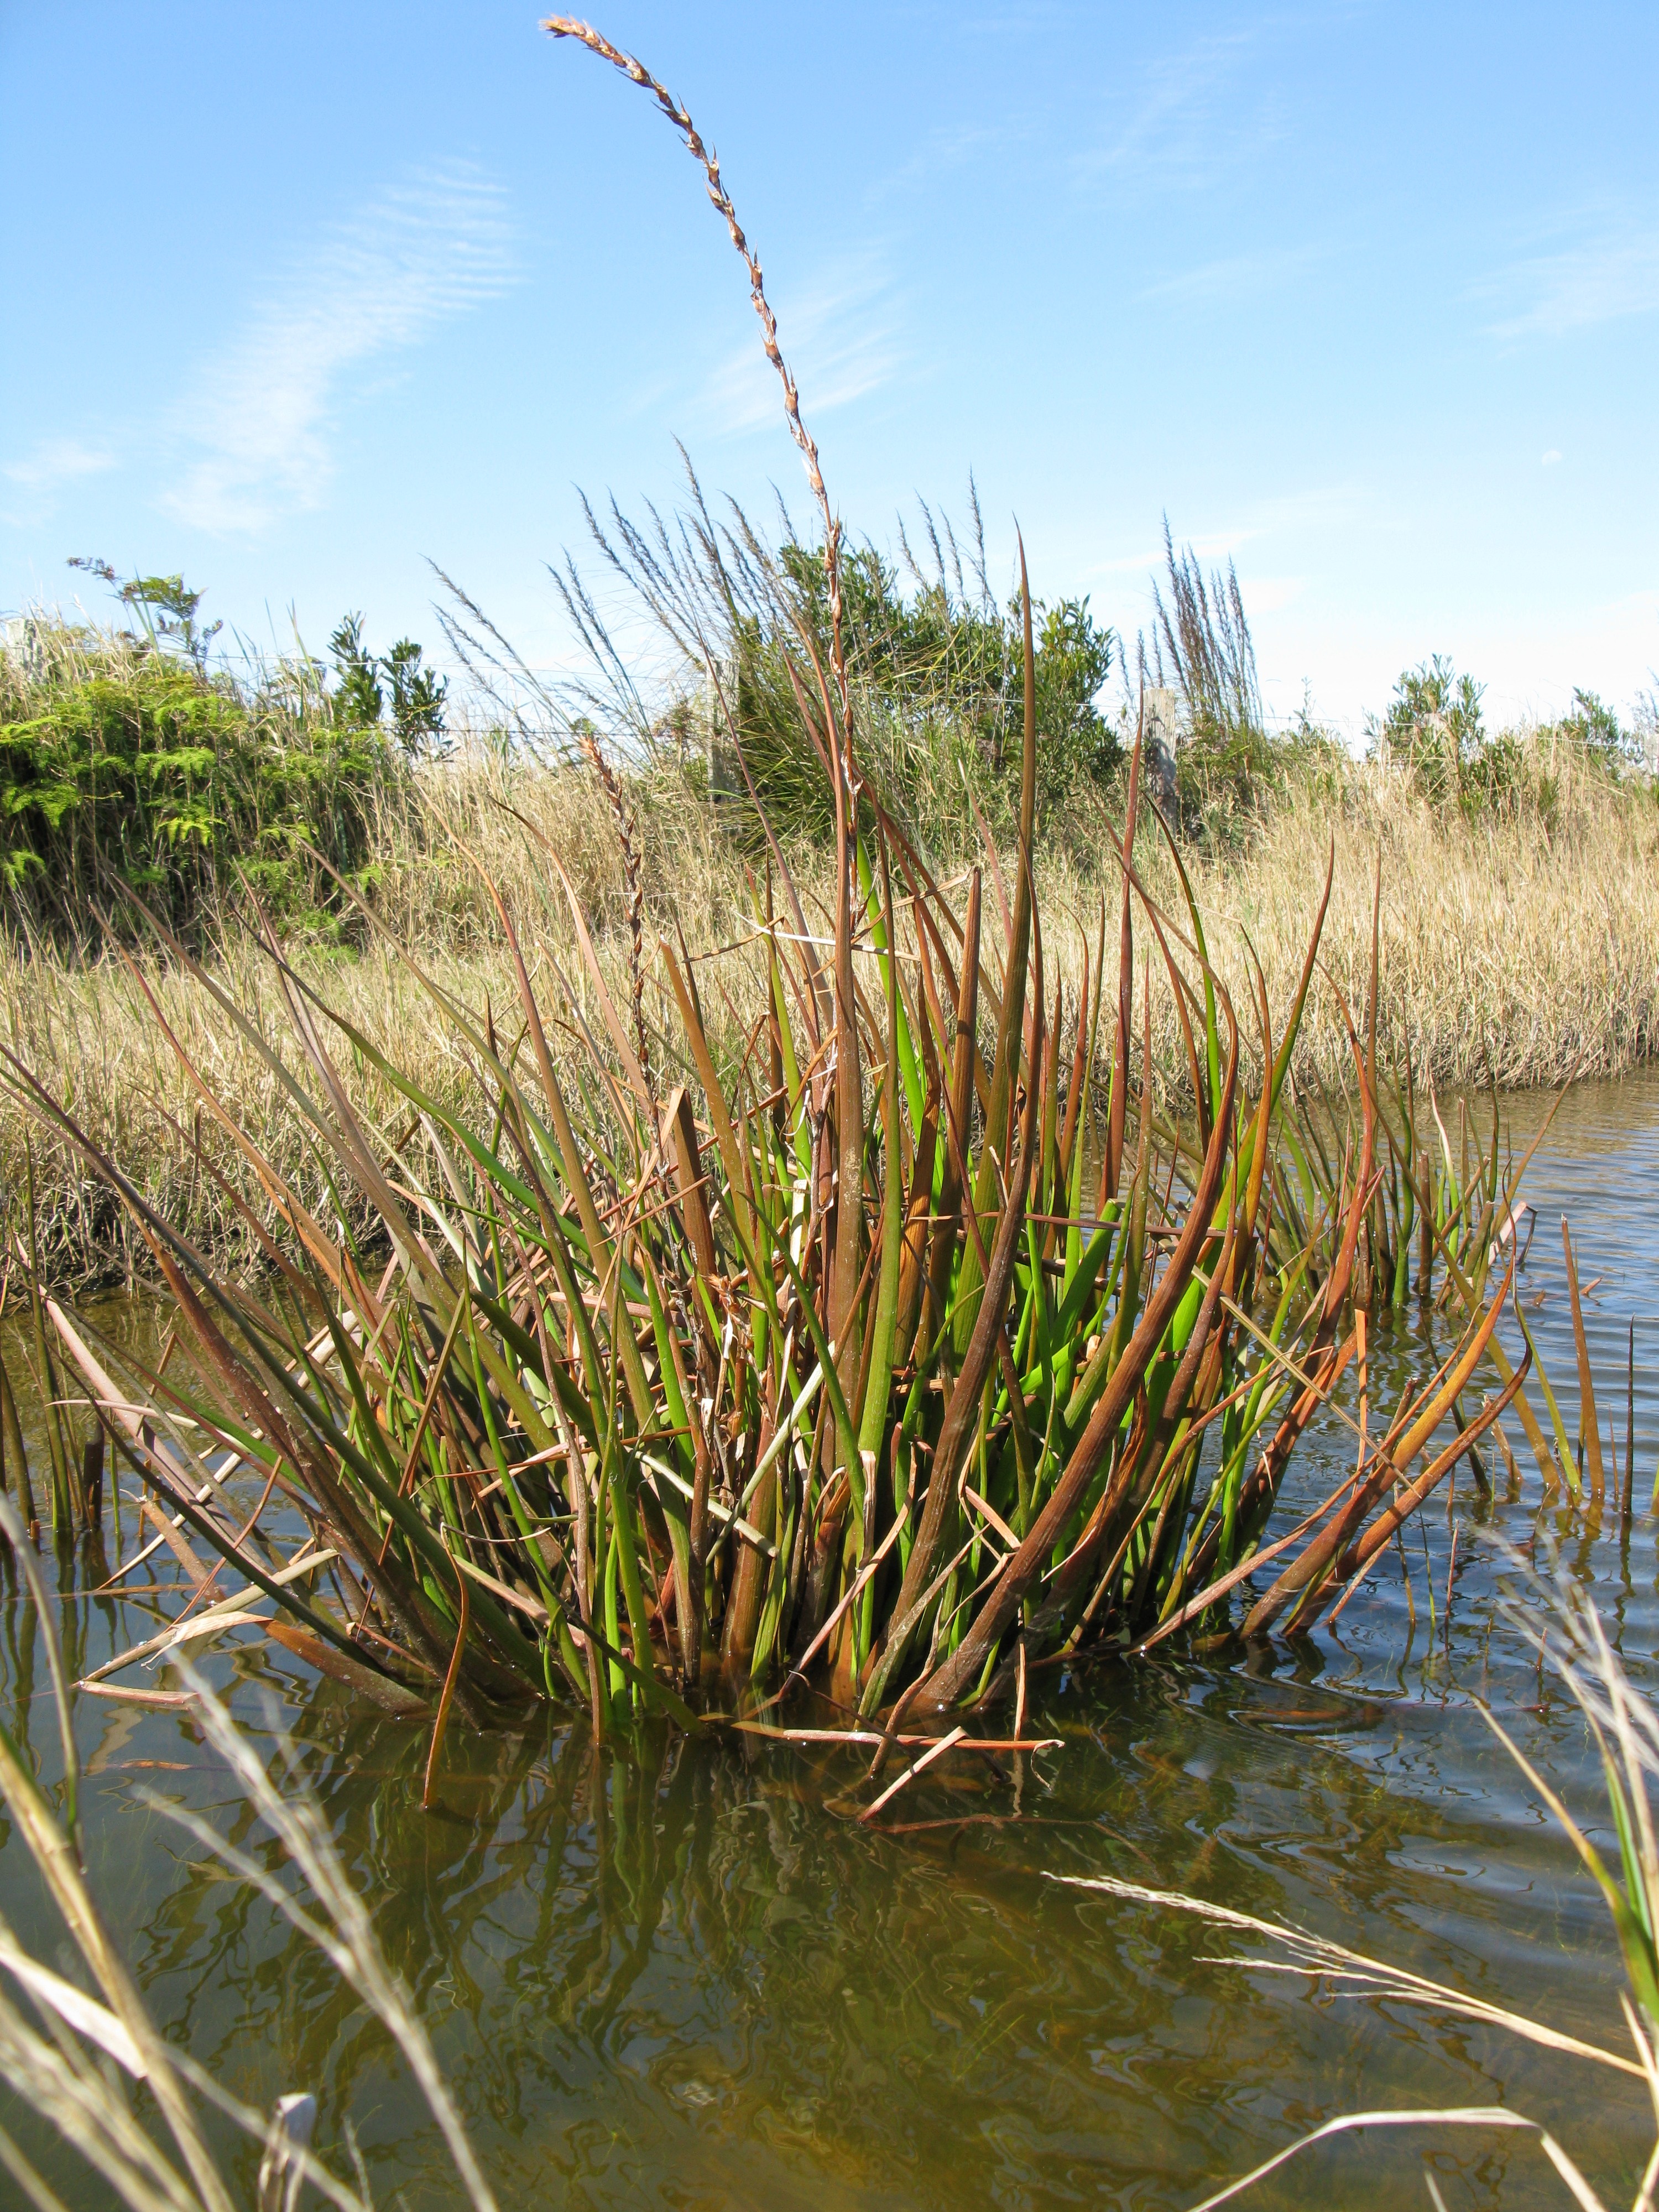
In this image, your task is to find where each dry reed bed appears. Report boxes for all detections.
[2,743,1654,1282]
[1199,764,1659,1091]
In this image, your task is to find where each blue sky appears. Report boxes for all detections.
[3,1,1655,738]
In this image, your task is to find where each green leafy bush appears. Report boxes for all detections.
[0,579,440,945]
[564,480,1118,851]
[1369,655,1489,812]
[1370,659,1646,822]
[1549,685,1643,769]
[778,532,1119,815]
[332,612,449,754]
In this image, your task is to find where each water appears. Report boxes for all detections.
[4,1072,1659,2210]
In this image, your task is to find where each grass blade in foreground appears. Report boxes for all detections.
[1071,1545,1659,2209]
[0,1491,494,2212]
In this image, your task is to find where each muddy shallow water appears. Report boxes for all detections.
[3,1071,1659,2210]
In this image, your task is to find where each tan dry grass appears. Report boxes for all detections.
[0,750,747,1282]
[1183,758,1659,1091]
[3,745,1653,1283]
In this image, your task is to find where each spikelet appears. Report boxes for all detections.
[543,15,849,733]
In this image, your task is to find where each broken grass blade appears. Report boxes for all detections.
[858,1725,967,1822]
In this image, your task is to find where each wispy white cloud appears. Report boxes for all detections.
[1071,24,1277,197]
[867,121,1011,205]
[0,438,116,525]
[1082,486,1359,583]
[1542,448,1563,466]
[1138,244,1323,308]
[693,257,902,441]
[163,161,515,533]
[1482,222,1659,340]
[3,439,116,494]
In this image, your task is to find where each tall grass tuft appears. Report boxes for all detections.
[0,20,1546,1788]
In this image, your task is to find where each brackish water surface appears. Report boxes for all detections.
[4,1072,1659,2210]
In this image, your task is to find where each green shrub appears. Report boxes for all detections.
[1548,685,1644,770]
[1370,659,1645,822]
[1369,655,1494,816]
[0,580,439,946]
[774,530,1119,823]
[561,479,1119,854]
[332,612,450,755]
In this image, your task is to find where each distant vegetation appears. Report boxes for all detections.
[3,475,1655,1295]
[0,564,448,946]
[552,484,1339,857]
[1367,650,1647,825]
[1,521,1653,964]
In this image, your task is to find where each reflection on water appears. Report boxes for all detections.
[5,1071,1659,2209]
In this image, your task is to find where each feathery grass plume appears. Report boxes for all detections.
[1149,517,1262,745]
[0,1492,494,2212]
[0,20,1565,1779]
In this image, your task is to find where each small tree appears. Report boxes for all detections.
[384,638,449,754]
[1554,686,1640,769]
[329,616,447,754]
[329,613,385,732]
[1370,655,1486,811]
[69,557,222,671]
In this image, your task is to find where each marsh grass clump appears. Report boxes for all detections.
[0,19,1562,1802]
[3,574,1535,1762]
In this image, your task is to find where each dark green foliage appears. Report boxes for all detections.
[330,613,387,732]
[1370,660,1641,820]
[779,532,1117,812]
[1370,655,1488,812]
[384,638,450,754]
[0,613,405,945]
[333,615,449,754]
[1554,686,1641,768]
[0,565,456,945]
[1032,594,1119,790]
[564,476,1117,851]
